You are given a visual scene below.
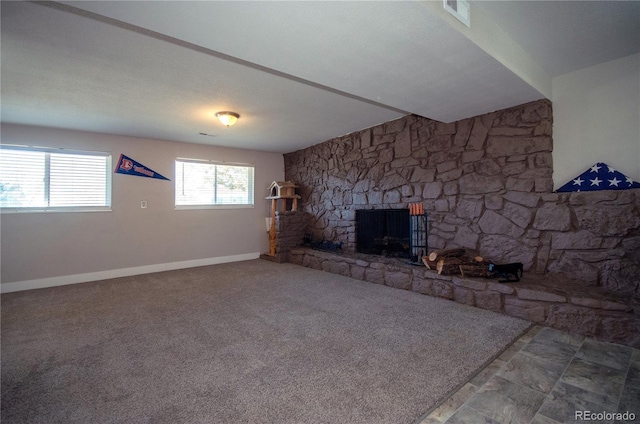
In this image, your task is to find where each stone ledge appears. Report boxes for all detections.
[260,253,287,263]
[516,288,566,303]
[286,247,639,347]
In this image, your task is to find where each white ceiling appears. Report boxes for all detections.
[473,1,640,77]
[1,1,639,153]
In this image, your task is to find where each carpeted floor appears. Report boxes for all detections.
[1,259,530,424]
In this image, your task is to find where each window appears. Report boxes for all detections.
[0,145,111,212]
[175,159,254,208]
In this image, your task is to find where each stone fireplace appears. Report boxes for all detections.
[283,99,640,294]
[277,98,640,346]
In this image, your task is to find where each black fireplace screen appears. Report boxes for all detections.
[356,209,409,257]
[356,209,427,262]
[409,213,428,263]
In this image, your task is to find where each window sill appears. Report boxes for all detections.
[1,207,112,214]
[175,204,255,211]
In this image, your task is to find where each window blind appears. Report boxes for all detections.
[0,146,111,211]
[49,153,109,206]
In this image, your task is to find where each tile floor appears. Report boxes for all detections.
[418,326,640,424]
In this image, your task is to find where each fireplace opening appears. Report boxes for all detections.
[356,208,428,262]
[356,209,410,258]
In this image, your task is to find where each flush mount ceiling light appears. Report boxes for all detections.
[215,111,240,127]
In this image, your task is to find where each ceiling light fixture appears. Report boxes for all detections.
[215,111,240,127]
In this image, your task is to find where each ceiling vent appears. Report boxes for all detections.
[444,0,470,27]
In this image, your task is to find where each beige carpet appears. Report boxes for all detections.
[1,259,530,423]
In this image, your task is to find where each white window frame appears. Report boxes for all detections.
[0,144,112,213]
[174,158,255,210]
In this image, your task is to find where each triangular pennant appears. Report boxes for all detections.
[556,162,640,192]
[114,154,170,181]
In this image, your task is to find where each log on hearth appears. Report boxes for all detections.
[422,256,438,270]
[427,248,467,262]
[459,264,490,278]
[425,248,488,275]
[436,258,466,275]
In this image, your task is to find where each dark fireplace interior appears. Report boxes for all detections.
[356,209,410,258]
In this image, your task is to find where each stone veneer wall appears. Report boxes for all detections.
[284,100,640,293]
[269,211,309,263]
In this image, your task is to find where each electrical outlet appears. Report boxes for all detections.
[141,199,148,209]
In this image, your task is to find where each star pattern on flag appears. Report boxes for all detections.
[557,162,640,192]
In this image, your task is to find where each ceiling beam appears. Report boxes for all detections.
[419,1,552,100]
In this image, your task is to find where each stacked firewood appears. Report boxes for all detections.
[422,248,490,277]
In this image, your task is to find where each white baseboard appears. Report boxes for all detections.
[0,252,261,293]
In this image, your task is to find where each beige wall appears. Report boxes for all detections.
[552,53,640,188]
[1,124,284,287]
